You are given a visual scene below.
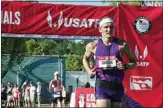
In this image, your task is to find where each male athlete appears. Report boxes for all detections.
[83,17,136,108]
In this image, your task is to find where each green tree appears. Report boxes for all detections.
[25,39,58,55]
[25,39,87,56]
[65,54,84,71]
[1,38,26,78]
[26,39,39,55]
[25,39,91,71]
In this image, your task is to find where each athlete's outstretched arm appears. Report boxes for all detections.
[123,42,137,70]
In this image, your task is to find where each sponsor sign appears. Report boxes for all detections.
[130,76,152,90]
[75,88,96,108]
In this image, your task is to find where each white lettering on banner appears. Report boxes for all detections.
[86,94,96,107]
[130,76,152,90]
[15,12,20,24]
[47,10,100,29]
[88,19,95,28]
[64,18,71,27]
[72,18,80,27]
[137,62,149,67]
[64,18,99,28]
[1,11,21,25]
[135,45,150,67]
[80,19,88,28]
[86,94,96,102]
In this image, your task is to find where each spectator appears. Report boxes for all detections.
[21,81,27,107]
[36,82,41,107]
[6,82,13,107]
[85,82,91,88]
[24,83,30,107]
[30,82,36,108]
[12,84,20,107]
[1,83,7,106]
[62,86,66,107]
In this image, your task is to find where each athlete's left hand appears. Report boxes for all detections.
[116,59,124,70]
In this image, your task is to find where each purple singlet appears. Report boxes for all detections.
[95,38,124,102]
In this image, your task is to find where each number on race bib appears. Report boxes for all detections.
[99,60,116,69]
[102,60,113,65]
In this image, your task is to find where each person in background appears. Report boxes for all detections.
[6,82,13,107]
[21,81,27,107]
[30,82,36,107]
[36,82,41,107]
[49,71,63,108]
[85,82,91,88]
[1,83,7,107]
[18,88,21,107]
[24,83,31,107]
[61,86,66,107]
[12,84,20,107]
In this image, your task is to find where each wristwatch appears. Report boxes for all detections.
[124,64,129,70]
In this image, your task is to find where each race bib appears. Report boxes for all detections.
[53,91,61,98]
[97,56,116,69]
[99,59,116,69]
[55,91,61,95]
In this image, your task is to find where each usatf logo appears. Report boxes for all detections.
[47,10,63,29]
[47,10,100,29]
[134,16,151,34]
[135,45,150,67]
[130,76,152,90]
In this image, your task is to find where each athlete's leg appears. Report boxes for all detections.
[57,97,61,107]
[112,102,122,108]
[37,95,41,107]
[96,99,111,107]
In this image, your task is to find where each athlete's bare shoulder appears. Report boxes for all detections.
[86,40,98,52]
[50,79,56,83]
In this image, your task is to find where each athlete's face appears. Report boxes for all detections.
[99,22,114,38]
[54,74,59,79]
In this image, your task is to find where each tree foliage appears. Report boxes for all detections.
[2,38,90,77]
[25,39,90,71]
[102,1,143,6]
[65,54,84,71]
[1,38,26,78]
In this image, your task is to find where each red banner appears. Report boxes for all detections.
[2,1,118,38]
[2,2,163,107]
[75,88,96,108]
[119,4,163,107]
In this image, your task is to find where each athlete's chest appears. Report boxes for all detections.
[94,43,124,56]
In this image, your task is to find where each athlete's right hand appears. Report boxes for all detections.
[88,67,96,78]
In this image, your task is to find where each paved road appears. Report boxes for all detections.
[41,104,69,107]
